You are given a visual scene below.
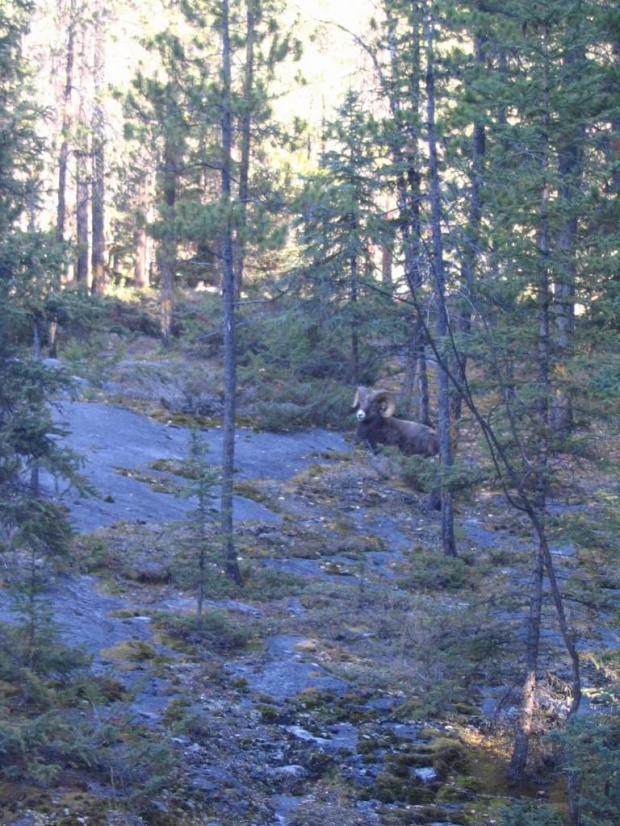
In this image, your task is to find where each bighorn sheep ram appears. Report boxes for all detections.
[351,386,439,458]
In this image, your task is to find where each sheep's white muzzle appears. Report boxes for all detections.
[356,410,366,422]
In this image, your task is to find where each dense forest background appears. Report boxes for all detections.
[2,0,620,824]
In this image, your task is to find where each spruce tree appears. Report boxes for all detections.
[376,0,430,422]
[0,0,81,661]
[124,27,195,343]
[297,90,386,383]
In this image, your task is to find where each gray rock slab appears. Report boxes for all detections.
[49,401,348,533]
[229,634,349,700]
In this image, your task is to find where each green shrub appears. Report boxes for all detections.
[233,294,391,429]
[547,710,620,826]
[0,712,97,785]
[251,378,353,431]
[153,608,254,652]
[172,292,223,348]
[0,621,91,688]
[497,802,563,826]
[95,727,176,809]
[400,454,440,493]
[241,564,303,600]
[397,546,475,592]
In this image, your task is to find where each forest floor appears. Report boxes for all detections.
[1,337,617,826]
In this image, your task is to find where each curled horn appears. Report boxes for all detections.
[351,385,370,410]
[373,390,397,418]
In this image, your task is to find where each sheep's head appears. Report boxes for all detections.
[352,387,397,422]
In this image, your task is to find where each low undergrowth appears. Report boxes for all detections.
[4,291,619,824]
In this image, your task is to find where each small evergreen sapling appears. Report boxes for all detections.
[182,429,219,630]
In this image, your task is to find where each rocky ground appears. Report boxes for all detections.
[1,352,616,826]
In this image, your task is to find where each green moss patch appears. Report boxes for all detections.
[113,465,183,494]
[99,640,158,663]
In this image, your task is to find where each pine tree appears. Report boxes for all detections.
[55,0,77,251]
[297,90,386,383]
[425,0,620,792]
[376,0,430,423]
[124,27,195,342]
[420,0,456,554]
[217,0,243,586]
[0,0,82,659]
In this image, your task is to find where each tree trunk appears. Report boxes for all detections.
[552,42,584,435]
[509,534,544,783]
[452,21,485,424]
[220,0,243,587]
[549,34,584,822]
[425,0,456,556]
[387,1,429,426]
[159,139,177,346]
[381,243,392,289]
[552,154,578,434]
[134,175,150,289]
[91,5,106,296]
[511,30,553,784]
[75,147,89,285]
[416,339,431,426]
[75,21,89,286]
[234,0,256,299]
[351,253,360,383]
[56,0,76,253]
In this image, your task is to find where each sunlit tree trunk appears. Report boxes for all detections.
[510,537,544,783]
[385,0,430,425]
[234,0,257,299]
[75,22,89,286]
[452,20,485,426]
[75,144,89,285]
[56,0,76,252]
[91,5,106,296]
[158,138,178,346]
[220,0,242,587]
[424,0,455,555]
[510,29,552,784]
[350,252,360,383]
[134,175,150,289]
[552,40,584,435]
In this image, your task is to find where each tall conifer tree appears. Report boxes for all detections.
[297,91,383,383]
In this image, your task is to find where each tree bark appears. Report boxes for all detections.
[509,536,544,784]
[234,0,257,299]
[350,253,360,383]
[381,242,392,289]
[452,20,485,424]
[220,0,243,587]
[134,174,150,289]
[511,31,553,784]
[75,21,89,286]
[552,40,584,434]
[386,1,430,426]
[91,5,106,296]
[75,146,89,285]
[424,0,456,555]
[159,138,177,346]
[56,0,76,253]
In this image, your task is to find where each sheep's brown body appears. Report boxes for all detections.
[351,386,439,458]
